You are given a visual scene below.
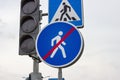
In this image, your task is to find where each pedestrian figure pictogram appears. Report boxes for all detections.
[60,2,71,21]
[51,31,66,58]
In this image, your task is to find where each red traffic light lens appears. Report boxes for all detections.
[22,0,37,14]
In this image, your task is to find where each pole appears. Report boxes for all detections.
[28,59,43,80]
[33,59,39,73]
[58,68,62,80]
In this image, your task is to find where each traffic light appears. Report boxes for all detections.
[19,0,40,55]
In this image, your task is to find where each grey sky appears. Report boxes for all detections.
[0,0,120,80]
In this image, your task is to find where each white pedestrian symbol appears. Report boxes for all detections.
[50,31,67,58]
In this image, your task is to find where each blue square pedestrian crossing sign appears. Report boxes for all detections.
[48,0,84,28]
[36,22,84,68]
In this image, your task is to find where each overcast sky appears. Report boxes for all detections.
[0,0,120,80]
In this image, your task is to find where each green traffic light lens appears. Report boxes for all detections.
[20,36,35,53]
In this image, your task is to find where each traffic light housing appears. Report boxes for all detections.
[19,0,40,55]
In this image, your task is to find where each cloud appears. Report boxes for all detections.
[0,0,20,40]
[0,19,17,39]
[64,53,120,80]
[0,19,7,34]
[0,68,22,80]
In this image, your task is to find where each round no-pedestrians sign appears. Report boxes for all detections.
[36,22,84,68]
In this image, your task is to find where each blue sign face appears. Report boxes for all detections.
[49,78,64,80]
[36,22,84,68]
[48,0,84,28]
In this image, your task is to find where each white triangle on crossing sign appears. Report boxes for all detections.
[51,0,81,22]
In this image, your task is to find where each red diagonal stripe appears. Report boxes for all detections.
[42,27,75,60]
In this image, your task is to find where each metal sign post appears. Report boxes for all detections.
[58,68,62,80]
[33,59,39,74]
[28,54,43,80]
